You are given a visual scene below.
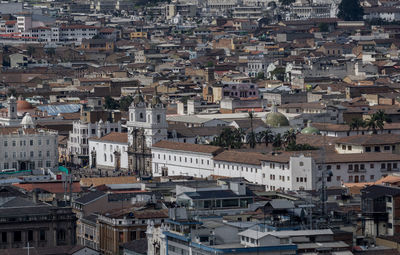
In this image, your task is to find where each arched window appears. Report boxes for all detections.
[139,112,143,119]
[157,115,161,123]
[57,229,66,241]
[104,154,107,162]
[110,154,113,163]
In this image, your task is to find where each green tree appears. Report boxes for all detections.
[365,117,378,134]
[257,129,273,147]
[257,72,265,80]
[279,0,295,5]
[104,96,119,110]
[272,133,283,149]
[318,23,329,32]
[286,143,318,151]
[27,46,35,57]
[269,67,285,81]
[46,48,56,57]
[211,128,244,149]
[372,110,390,133]
[206,61,214,68]
[283,129,297,147]
[338,0,364,21]
[7,88,16,97]
[119,95,133,111]
[349,118,365,135]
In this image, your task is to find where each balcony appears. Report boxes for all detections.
[381,168,399,173]
[347,169,366,173]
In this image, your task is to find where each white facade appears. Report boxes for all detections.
[0,127,58,171]
[59,25,98,45]
[29,27,59,43]
[151,147,215,178]
[68,120,121,164]
[214,154,316,191]
[127,95,168,148]
[0,96,20,127]
[89,137,129,170]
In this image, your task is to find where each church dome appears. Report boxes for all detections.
[17,100,33,112]
[264,112,289,127]
[301,121,320,135]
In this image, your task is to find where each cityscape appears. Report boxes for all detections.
[0,0,399,254]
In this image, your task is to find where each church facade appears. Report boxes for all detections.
[126,91,167,177]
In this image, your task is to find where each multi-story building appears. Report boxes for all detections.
[0,186,76,250]
[15,12,32,33]
[97,204,168,255]
[152,140,223,177]
[59,25,98,45]
[89,132,129,171]
[0,114,58,171]
[246,54,271,77]
[29,26,59,43]
[151,136,400,191]
[361,185,400,237]
[68,105,121,166]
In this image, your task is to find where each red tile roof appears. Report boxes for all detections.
[13,182,81,194]
[90,132,128,144]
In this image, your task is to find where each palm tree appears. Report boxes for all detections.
[349,118,365,135]
[212,128,245,149]
[272,133,283,149]
[257,129,273,147]
[283,129,297,147]
[372,110,390,133]
[248,111,256,148]
[365,118,378,134]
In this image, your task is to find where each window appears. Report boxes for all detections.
[394,163,398,169]
[28,230,33,241]
[299,161,304,166]
[327,165,331,170]
[370,175,374,180]
[370,163,374,169]
[30,151,34,157]
[38,140,41,146]
[3,141,7,147]
[40,230,46,241]
[12,141,15,147]
[13,231,21,242]
[104,154,107,161]
[336,165,341,170]
[46,151,50,157]
[57,229,66,241]
[46,161,51,167]
[360,175,365,181]
[375,146,380,152]
[342,145,346,150]
[366,146,371,152]
[360,164,365,170]
[30,140,33,146]
[337,176,341,181]
[1,232,6,243]
[348,146,352,151]
[384,146,390,151]
[348,165,353,170]
[382,163,386,169]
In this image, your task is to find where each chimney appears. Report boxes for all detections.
[230,182,246,195]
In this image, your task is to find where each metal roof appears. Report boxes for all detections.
[37,104,81,116]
